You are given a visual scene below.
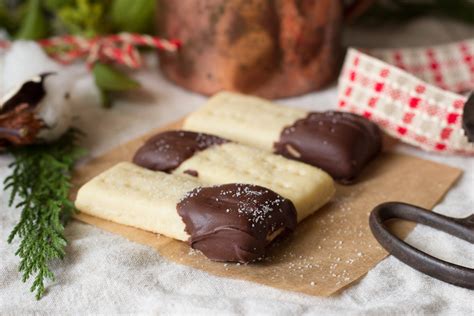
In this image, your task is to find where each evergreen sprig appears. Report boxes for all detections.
[5,129,86,300]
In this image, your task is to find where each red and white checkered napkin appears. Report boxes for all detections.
[337,39,474,155]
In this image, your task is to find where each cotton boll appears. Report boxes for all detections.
[0,73,74,146]
[36,74,73,142]
[0,41,85,144]
[2,41,62,93]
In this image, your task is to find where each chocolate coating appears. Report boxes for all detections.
[133,130,228,172]
[183,169,199,177]
[177,183,297,263]
[274,111,382,183]
[462,93,474,143]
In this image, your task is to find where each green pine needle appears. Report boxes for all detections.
[5,129,86,300]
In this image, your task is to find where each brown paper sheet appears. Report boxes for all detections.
[71,119,461,297]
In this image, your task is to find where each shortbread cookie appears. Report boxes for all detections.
[133,131,335,221]
[183,92,307,151]
[75,162,196,241]
[183,92,382,183]
[75,162,297,263]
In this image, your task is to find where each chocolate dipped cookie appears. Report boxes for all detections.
[75,162,297,262]
[133,131,334,221]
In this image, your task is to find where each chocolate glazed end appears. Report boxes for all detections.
[133,130,228,172]
[274,111,382,183]
[177,184,297,263]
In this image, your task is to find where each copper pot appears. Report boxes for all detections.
[157,0,372,99]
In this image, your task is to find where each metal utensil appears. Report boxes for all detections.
[369,202,474,289]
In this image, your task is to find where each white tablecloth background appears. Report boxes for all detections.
[1,17,473,315]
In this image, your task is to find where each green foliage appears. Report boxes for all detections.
[110,0,155,34]
[1,0,156,38]
[57,0,107,37]
[93,62,141,91]
[0,2,23,34]
[42,0,75,12]
[15,0,49,40]
[5,129,86,300]
[93,62,141,108]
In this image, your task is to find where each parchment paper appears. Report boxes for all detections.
[71,119,461,297]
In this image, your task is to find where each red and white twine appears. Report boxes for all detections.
[0,33,180,68]
[338,39,474,155]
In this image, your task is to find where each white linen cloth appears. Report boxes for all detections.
[0,17,473,315]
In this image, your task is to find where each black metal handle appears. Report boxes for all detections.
[462,92,474,142]
[369,202,474,289]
